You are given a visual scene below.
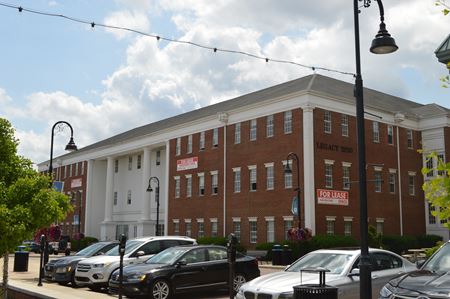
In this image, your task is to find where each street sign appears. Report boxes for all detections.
[291,196,298,216]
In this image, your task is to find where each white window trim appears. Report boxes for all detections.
[342,162,352,167]
[196,218,204,223]
[184,219,192,223]
[248,165,257,170]
[264,162,274,168]
[232,167,241,172]
[197,172,205,177]
[283,216,294,221]
[232,217,241,222]
[210,218,218,223]
[264,216,275,221]
[374,166,383,172]
[185,174,192,178]
[248,217,257,222]
[343,217,353,222]
[389,168,397,174]
[408,171,416,176]
[210,170,218,175]
[173,219,179,223]
[324,159,335,165]
[326,216,336,221]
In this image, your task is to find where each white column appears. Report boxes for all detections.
[302,104,316,234]
[141,147,151,221]
[164,141,170,236]
[85,159,94,236]
[104,156,114,222]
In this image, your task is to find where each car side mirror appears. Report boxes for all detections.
[349,268,360,277]
[136,251,145,257]
[176,261,187,268]
[95,252,104,256]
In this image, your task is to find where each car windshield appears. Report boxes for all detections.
[75,243,108,256]
[422,243,450,273]
[104,240,144,256]
[287,252,353,275]
[146,247,189,265]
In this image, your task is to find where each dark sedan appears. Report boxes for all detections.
[380,241,450,299]
[108,244,260,299]
[45,241,118,286]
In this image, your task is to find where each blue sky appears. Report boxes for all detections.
[0,0,449,164]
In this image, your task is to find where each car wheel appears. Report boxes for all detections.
[88,285,102,292]
[151,279,171,299]
[58,281,69,286]
[233,273,247,292]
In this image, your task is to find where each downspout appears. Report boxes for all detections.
[218,112,229,237]
[394,113,405,235]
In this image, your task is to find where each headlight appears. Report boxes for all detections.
[128,273,146,282]
[379,284,394,298]
[93,263,108,268]
[278,292,294,299]
[56,265,72,273]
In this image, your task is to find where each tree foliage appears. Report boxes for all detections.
[422,153,450,230]
[0,118,72,254]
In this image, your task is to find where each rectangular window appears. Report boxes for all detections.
[234,123,241,144]
[407,129,413,148]
[408,174,415,196]
[127,190,132,205]
[197,221,205,239]
[81,162,85,175]
[250,119,257,141]
[176,137,181,156]
[249,166,257,191]
[211,172,218,195]
[266,115,274,138]
[249,220,257,244]
[200,132,205,150]
[211,221,218,237]
[387,125,393,145]
[341,114,349,137]
[266,165,274,190]
[75,163,79,176]
[187,135,193,153]
[156,150,161,166]
[343,165,350,190]
[324,110,332,134]
[233,221,241,242]
[213,128,219,147]
[233,169,241,193]
[344,220,352,236]
[373,121,380,143]
[198,173,205,196]
[174,177,180,198]
[185,222,192,237]
[437,153,445,176]
[429,203,436,224]
[374,171,382,192]
[128,156,133,171]
[115,224,129,240]
[173,221,180,235]
[137,155,142,169]
[440,208,448,224]
[389,173,396,193]
[133,225,138,238]
[114,160,119,173]
[186,176,192,198]
[284,110,292,134]
[284,219,293,240]
[325,163,333,188]
[376,220,384,235]
[113,191,118,205]
[266,220,275,243]
[426,158,434,178]
[326,218,335,235]
[284,171,293,189]
[69,164,73,177]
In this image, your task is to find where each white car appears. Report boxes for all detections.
[236,248,416,299]
[74,236,196,291]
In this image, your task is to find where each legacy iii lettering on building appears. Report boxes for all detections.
[317,189,349,206]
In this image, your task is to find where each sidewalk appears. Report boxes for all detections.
[2,253,115,299]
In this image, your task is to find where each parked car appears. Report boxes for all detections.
[379,241,450,299]
[74,236,197,291]
[236,248,416,299]
[108,244,260,298]
[44,241,118,286]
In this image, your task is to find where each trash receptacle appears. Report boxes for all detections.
[14,249,29,272]
[281,245,293,265]
[272,244,282,265]
[293,267,338,299]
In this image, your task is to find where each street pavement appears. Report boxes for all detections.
[2,253,283,299]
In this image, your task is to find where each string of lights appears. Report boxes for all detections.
[0,2,356,77]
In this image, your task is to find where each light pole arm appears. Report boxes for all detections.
[49,121,75,178]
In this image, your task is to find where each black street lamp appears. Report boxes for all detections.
[146,176,160,236]
[284,152,301,231]
[353,1,398,298]
[48,121,77,183]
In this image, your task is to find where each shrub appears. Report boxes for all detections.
[381,235,417,254]
[416,234,443,249]
[71,236,98,252]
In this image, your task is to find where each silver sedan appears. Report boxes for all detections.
[236,248,416,299]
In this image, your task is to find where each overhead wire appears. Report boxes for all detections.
[0,2,356,77]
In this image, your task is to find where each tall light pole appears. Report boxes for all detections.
[284,152,301,231]
[48,121,77,183]
[353,1,398,298]
[147,176,160,236]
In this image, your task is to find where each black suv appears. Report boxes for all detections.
[379,241,450,298]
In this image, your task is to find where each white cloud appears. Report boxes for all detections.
[103,10,151,40]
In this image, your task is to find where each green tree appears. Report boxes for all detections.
[422,153,450,230]
[0,118,72,298]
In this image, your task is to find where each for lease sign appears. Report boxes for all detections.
[317,189,349,206]
[177,157,198,171]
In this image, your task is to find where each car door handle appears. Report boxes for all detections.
[372,275,378,279]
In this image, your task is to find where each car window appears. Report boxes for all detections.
[101,243,119,254]
[208,247,228,261]
[370,252,402,271]
[423,243,450,273]
[180,248,207,264]
[178,240,195,246]
[288,252,352,275]
[136,240,162,256]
